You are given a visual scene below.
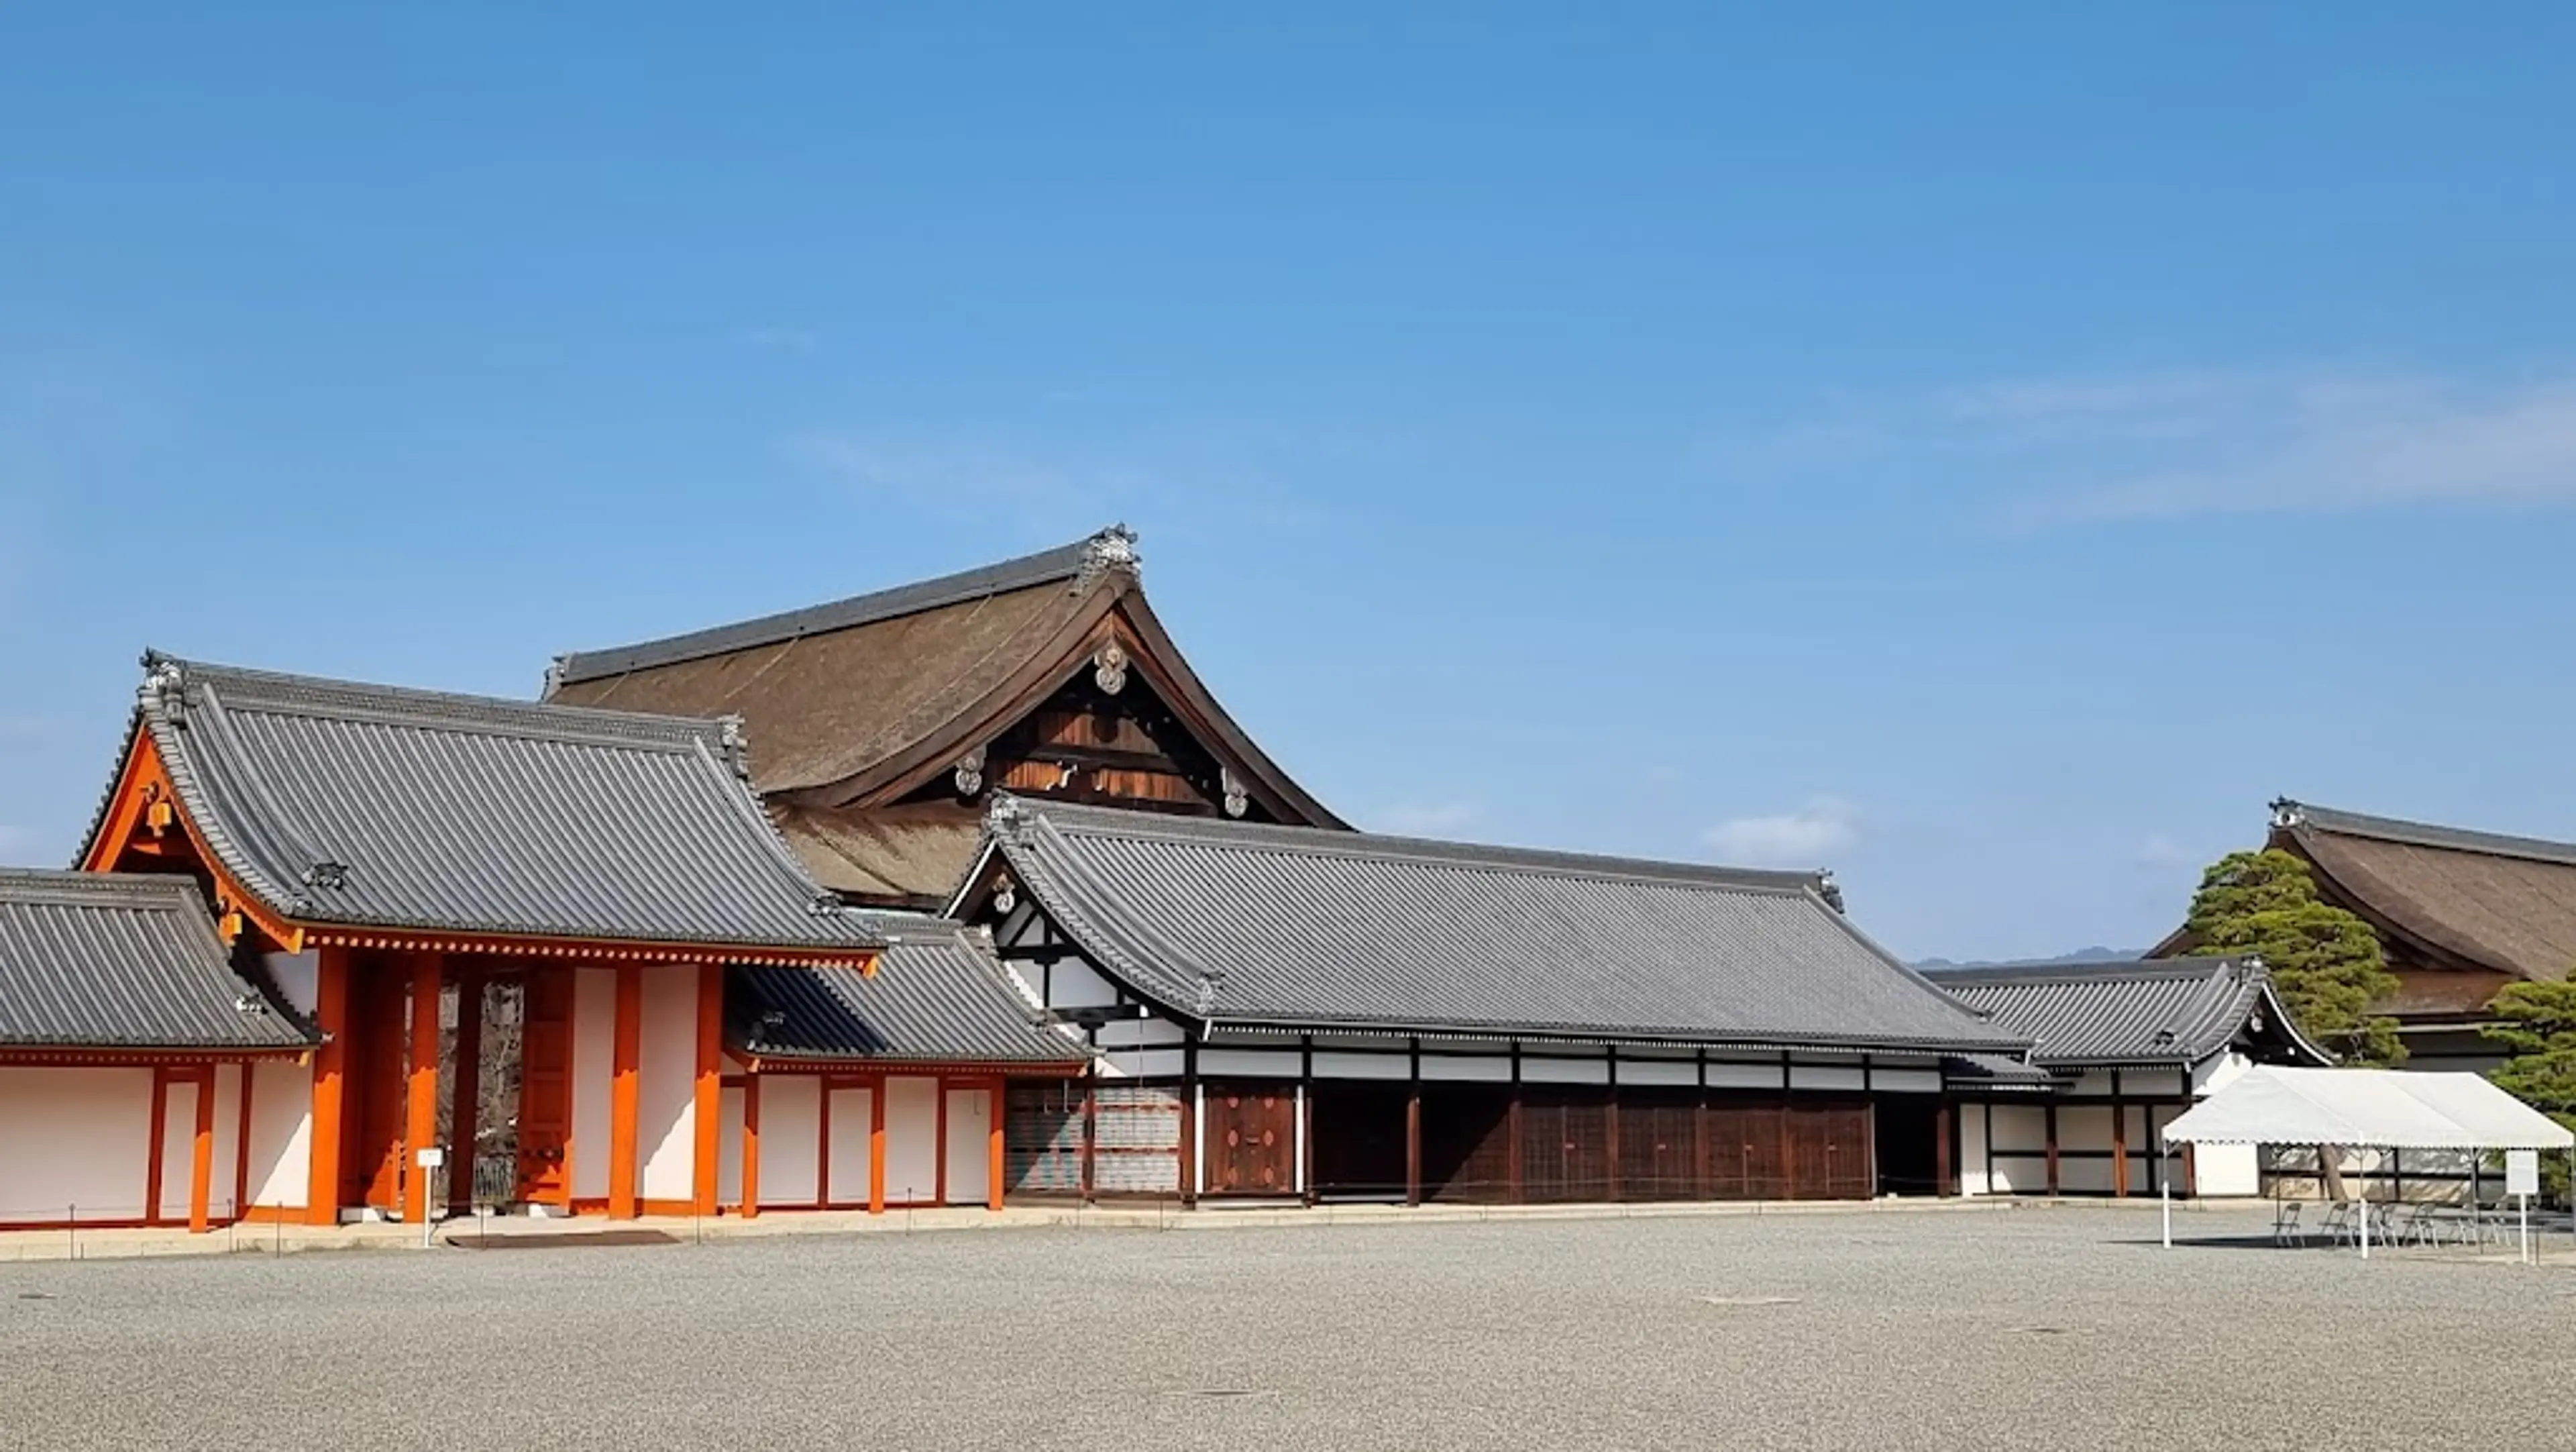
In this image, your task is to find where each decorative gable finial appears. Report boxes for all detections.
[1092,641,1129,695]
[954,744,987,796]
[541,654,570,698]
[1193,968,1224,1017]
[1817,870,1845,914]
[1077,523,1141,587]
[2269,798,2306,831]
[1220,766,1249,819]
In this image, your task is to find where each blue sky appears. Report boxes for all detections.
[7,6,2576,961]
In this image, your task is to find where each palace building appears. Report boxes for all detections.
[5,525,2350,1230]
[2155,799,2576,1071]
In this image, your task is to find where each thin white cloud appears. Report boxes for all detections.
[0,826,38,861]
[1714,369,2576,525]
[1370,800,1481,837]
[1704,797,1859,868]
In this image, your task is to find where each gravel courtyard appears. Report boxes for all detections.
[5,1205,2569,1451]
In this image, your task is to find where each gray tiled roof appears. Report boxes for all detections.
[1929,957,2326,1067]
[550,530,1112,686]
[0,870,315,1049]
[731,916,1088,1066]
[105,654,879,955]
[971,799,2027,1053]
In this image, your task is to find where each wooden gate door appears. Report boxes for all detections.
[1786,1102,1874,1200]
[1204,1088,1295,1194]
[516,970,573,1206]
[341,963,410,1212]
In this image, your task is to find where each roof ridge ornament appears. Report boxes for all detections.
[1076,523,1141,589]
[541,654,570,698]
[2270,798,2306,830]
[987,793,1030,839]
[716,715,753,782]
[1817,870,1845,914]
[1220,766,1248,819]
[139,650,188,725]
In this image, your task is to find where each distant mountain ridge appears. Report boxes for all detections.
[1913,946,2145,972]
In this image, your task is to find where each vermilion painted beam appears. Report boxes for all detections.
[609,965,641,1219]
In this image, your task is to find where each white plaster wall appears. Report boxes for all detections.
[1705,1061,1786,1090]
[1873,1067,1943,1094]
[0,1067,154,1223]
[1311,1051,1409,1081]
[1960,1105,1992,1196]
[158,1078,198,1221]
[1419,1054,1511,1084]
[2192,1052,2252,1097]
[718,1086,745,1208]
[265,951,320,1016]
[944,1087,991,1206]
[1095,1047,1187,1080]
[2195,1143,2261,1196]
[883,1077,938,1205]
[246,1058,313,1210]
[2057,1156,2117,1194]
[1040,954,1121,1010]
[1990,1104,2049,1153]
[825,1086,872,1205]
[760,1076,820,1206]
[571,968,615,1202]
[2059,1106,2115,1147]
[1615,1059,1697,1088]
[1096,1017,1188,1049]
[1521,1057,1611,1085]
[1788,1064,1867,1092]
[637,966,699,1203]
[1198,1048,1299,1078]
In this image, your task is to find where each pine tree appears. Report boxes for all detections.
[2483,980,2576,1201]
[2184,849,2404,1066]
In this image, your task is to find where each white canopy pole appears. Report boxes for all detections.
[2358,1156,2370,1261]
[2161,1172,2171,1249]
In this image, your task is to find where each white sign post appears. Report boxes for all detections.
[416,1146,446,1249]
[2506,1150,2539,1265]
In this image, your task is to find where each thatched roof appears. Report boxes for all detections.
[2266,800,2576,985]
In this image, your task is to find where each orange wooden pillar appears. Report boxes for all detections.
[609,965,642,1219]
[867,1078,888,1214]
[402,954,443,1225]
[144,1068,170,1225]
[741,1076,762,1218]
[187,1068,217,1233]
[987,1078,1006,1212]
[692,964,722,1216]
[306,946,350,1226]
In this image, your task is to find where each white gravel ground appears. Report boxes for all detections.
[5,1204,2570,1451]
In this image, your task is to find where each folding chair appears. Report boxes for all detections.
[2271,1199,2306,1247]
[2322,1199,2354,1246]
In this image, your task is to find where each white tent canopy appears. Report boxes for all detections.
[2161,1066,2573,1152]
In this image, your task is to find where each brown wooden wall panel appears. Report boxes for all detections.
[1520,1092,1611,1203]
[1618,1096,1701,1200]
[1203,1085,1296,1195]
[1421,1086,1513,1204]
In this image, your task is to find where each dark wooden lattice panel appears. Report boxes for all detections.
[1521,1092,1611,1202]
[1736,1104,1788,1199]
